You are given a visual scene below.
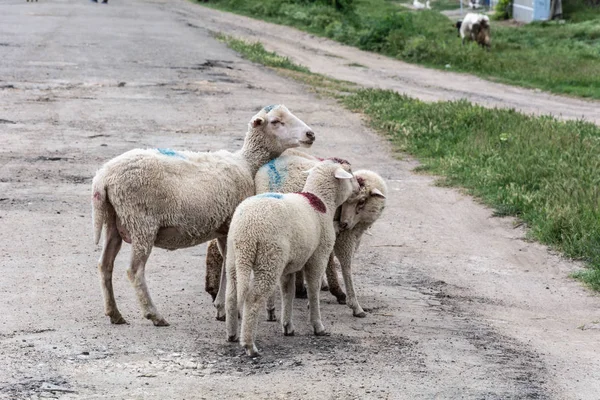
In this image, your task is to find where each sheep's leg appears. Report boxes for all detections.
[205,239,223,302]
[280,273,296,336]
[325,253,347,304]
[240,287,271,357]
[266,291,277,322]
[320,273,329,291]
[127,236,168,326]
[304,260,329,336]
[294,270,307,299]
[225,262,239,342]
[336,238,366,318]
[213,236,228,321]
[98,216,126,324]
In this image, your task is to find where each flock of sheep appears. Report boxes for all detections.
[91,105,387,356]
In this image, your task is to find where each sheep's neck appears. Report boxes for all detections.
[303,180,338,215]
[240,131,280,176]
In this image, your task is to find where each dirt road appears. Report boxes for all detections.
[1,0,598,399]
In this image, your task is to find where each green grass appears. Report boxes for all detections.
[216,33,311,73]
[218,34,600,290]
[196,0,600,99]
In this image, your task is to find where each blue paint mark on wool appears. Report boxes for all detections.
[263,104,279,113]
[255,193,283,200]
[266,159,286,191]
[157,148,185,159]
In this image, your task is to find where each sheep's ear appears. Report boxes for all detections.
[370,188,386,199]
[334,168,353,180]
[251,117,265,128]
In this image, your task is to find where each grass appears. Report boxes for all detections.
[217,34,600,290]
[196,0,600,99]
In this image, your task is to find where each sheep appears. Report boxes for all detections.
[413,0,431,9]
[225,160,359,357]
[324,170,387,317]
[458,13,491,50]
[207,149,387,319]
[91,105,315,326]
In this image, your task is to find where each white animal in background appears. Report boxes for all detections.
[459,12,491,50]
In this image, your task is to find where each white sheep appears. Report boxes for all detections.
[225,160,358,357]
[91,105,315,326]
[208,150,387,319]
[458,13,491,50]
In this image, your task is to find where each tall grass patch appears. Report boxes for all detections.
[343,89,600,289]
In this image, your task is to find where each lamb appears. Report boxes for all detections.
[205,149,327,303]
[91,105,315,326]
[225,160,359,356]
[458,13,491,50]
[207,149,387,318]
[325,169,387,317]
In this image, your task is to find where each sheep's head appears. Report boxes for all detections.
[454,20,462,37]
[338,170,387,232]
[249,105,315,154]
[304,160,360,209]
[474,20,491,50]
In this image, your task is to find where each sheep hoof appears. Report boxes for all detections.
[227,335,239,343]
[244,345,260,357]
[320,284,329,292]
[314,329,330,337]
[283,323,295,336]
[335,294,347,305]
[109,315,127,325]
[353,311,367,318]
[216,314,226,322]
[152,318,170,327]
[267,309,277,322]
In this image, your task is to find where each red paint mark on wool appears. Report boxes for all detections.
[327,157,350,165]
[93,191,102,201]
[298,192,327,213]
[356,176,365,187]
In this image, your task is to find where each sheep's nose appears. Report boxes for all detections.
[339,222,348,230]
[306,131,315,141]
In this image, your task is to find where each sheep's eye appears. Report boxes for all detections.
[271,119,283,126]
[357,199,367,209]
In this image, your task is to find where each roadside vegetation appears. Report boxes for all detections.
[198,0,600,99]
[218,34,600,290]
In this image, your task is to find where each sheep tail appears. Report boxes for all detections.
[235,241,258,310]
[91,174,108,245]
